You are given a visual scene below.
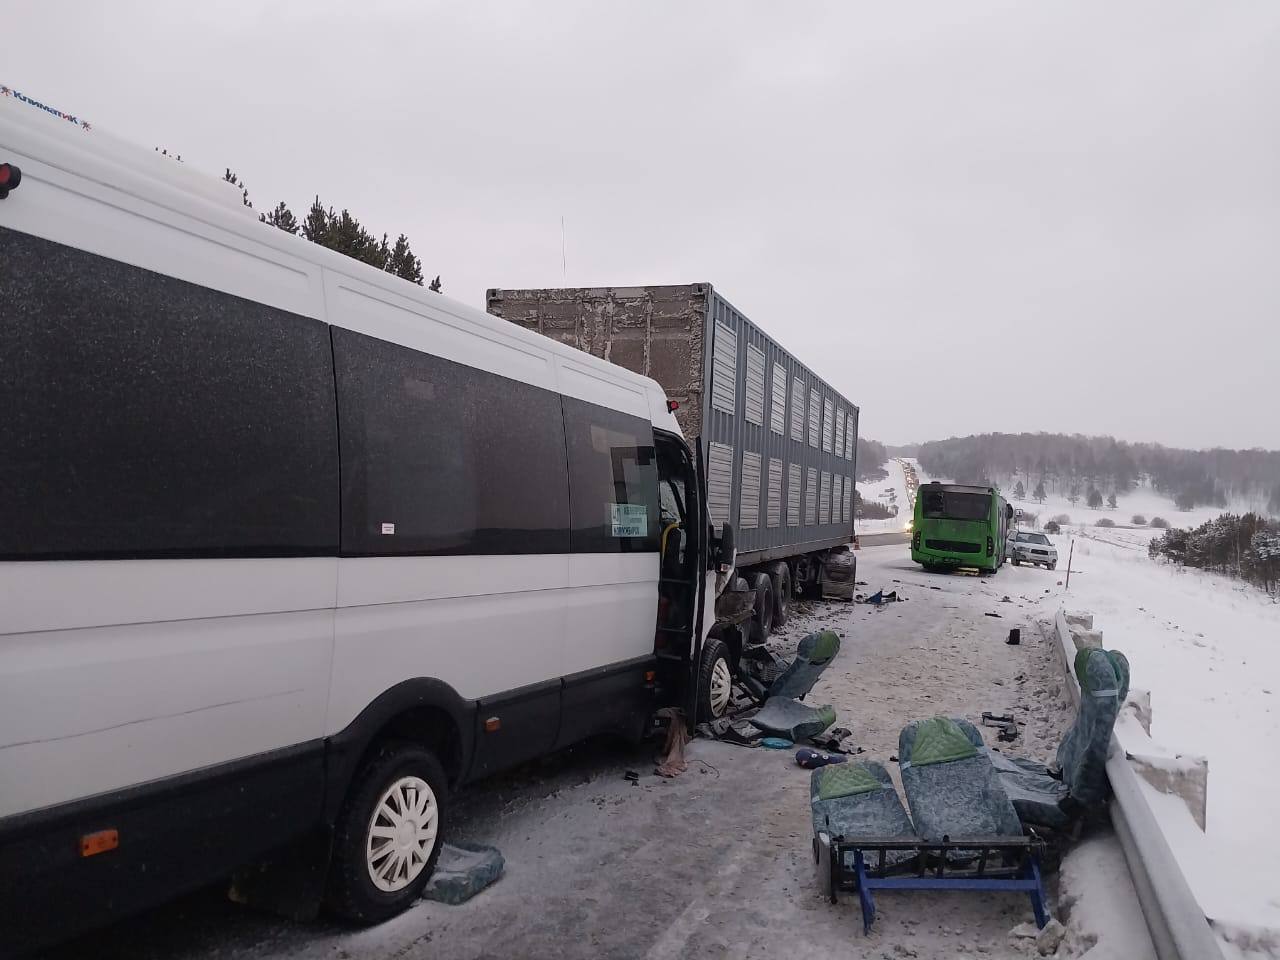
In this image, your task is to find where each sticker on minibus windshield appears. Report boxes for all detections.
[610,503,648,538]
[381,522,396,535]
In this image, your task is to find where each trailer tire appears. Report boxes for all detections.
[696,637,733,722]
[747,572,775,644]
[768,562,792,628]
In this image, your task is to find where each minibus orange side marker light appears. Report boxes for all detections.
[80,829,118,857]
[484,717,501,733]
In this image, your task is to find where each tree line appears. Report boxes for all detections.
[918,432,1280,514]
[856,438,888,482]
[1148,513,1280,596]
[224,169,440,291]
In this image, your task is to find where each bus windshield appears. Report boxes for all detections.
[921,490,991,522]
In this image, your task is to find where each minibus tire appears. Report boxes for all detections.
[696,637,733,722]
[326,741,448,924]
[768,562,792,628]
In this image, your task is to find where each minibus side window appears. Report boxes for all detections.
[0,227,337,560]
[332,327,570,556]
[561,398,659,554]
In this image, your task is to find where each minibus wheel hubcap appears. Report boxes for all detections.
[710,658,732,715]
[366,775,438,892]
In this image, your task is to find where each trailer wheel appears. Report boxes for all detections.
[696,637,733,722]
[747,572,775,644]
[768,562,792,628]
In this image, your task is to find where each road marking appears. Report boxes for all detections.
[643,843,753,959]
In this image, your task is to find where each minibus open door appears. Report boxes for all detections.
[684,438,735,731]
[684,439,710,732]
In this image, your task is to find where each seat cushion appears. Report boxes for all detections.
[810,761,917,868]
[899,717,1023,842]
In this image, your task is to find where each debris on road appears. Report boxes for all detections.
[809,726,855,753]
[1007,628,1021,645]
[750,697,837,741]
[654,706,689,777]
[768,629,841,701]
[760,737,794,749]
[696,716,765,747]
[856,589,906,606]
[422,842,505,905]
[1036,917,1067,955]
[984,612,1003,618]
[795,747,848,769]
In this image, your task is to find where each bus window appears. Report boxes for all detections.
[922,490,991,522]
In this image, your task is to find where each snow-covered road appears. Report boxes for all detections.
[40,546,1157,959]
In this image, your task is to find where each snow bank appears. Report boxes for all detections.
[1057,829,1156,959]
[1019,533,1280,953]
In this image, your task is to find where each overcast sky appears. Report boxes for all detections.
[8,2,1278,449]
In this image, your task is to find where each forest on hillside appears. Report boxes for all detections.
[856,438,889,482]
[917,433,1280,514]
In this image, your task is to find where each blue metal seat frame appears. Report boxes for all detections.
[824,834,1049,934]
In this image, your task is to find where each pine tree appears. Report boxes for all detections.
[1014,480,1025,499]
[1087,487,1104,510]
[387,234,424,285]
[1067,484,1081,506]
[428,275,442,293]
[223,168,252,208]
[1033,481,1047,503]
[1107,491,1118,509]
[260,192,437,287]
[301,196,330,245]
[261,201,300,234]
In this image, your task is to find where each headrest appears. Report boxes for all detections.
[901,716,979,768]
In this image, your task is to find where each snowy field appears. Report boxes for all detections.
[1002,478,1235,542]
[1026,529,1280,950]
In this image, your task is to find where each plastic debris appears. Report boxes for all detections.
[1007,628,1021,645]
[760,737,794,749]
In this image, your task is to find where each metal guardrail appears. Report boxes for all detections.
[1051,610,1222,960]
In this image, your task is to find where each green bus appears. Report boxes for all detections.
[910,482,1013,574]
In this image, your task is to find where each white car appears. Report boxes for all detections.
[1006,530,1058,569]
